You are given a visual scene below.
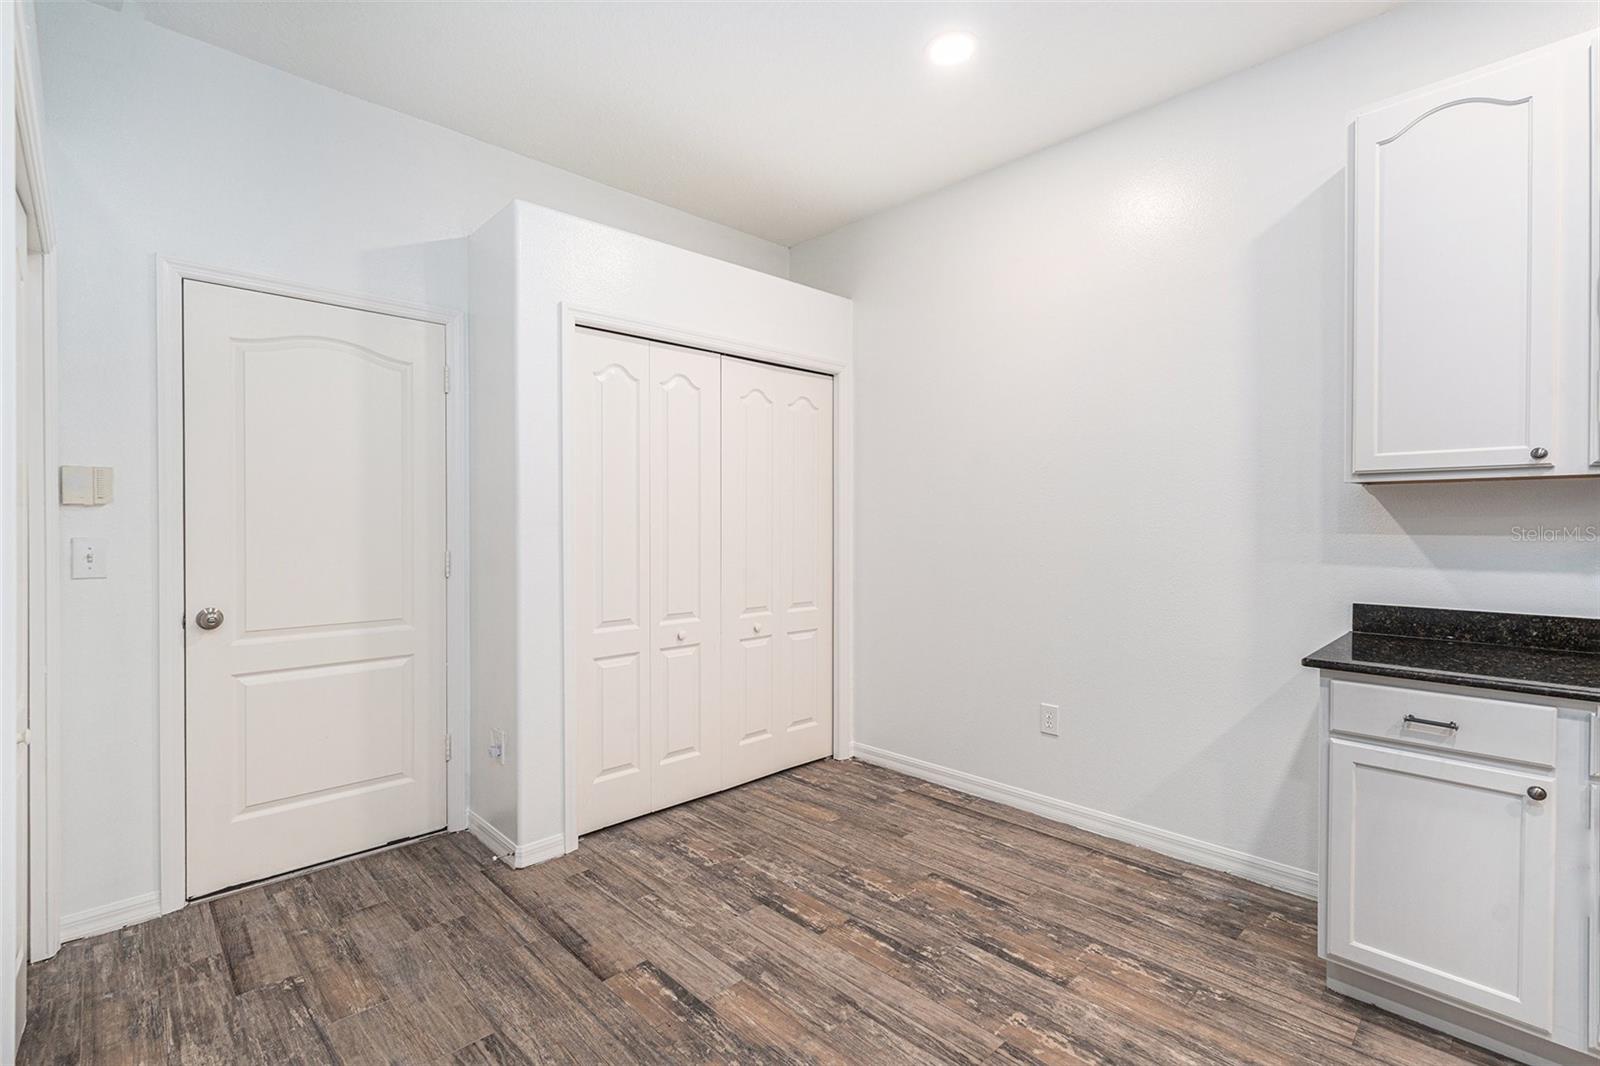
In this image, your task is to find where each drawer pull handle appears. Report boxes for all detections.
[1402,714,1459,732]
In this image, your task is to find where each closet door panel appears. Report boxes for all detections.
[649,343,723,809]
[775,369,834,766]
[574,328,652,832]
[722,358,784,785]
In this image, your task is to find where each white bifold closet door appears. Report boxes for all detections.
[573,327,832,834]
[720,357,834,785]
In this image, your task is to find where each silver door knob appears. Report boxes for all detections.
[1527,785,1548,801]
[194,607,224,631]
[1530,447,1549,460]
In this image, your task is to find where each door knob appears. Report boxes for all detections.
[194,607,224,631]
[1527,785,1548,801]
[1530,447,1549,461]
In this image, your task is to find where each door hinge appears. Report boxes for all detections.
[444,363,451,394]
[444,550,452,579]
[445,734,453,762]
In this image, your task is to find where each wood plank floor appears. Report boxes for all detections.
[18,759,1510,1065]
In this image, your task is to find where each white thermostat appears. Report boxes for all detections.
[60,465,113,506]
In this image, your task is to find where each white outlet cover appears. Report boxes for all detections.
[1039,702,1060,737]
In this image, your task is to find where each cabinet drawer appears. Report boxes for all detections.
[1328,679,1556,768]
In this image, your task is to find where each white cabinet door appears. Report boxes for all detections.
[1350,44,1587,476]
[648,342,722,810]
[184,282,447,897]
[1326,739,1556,1031]
[573,328,653,833]
[721,358,833,786]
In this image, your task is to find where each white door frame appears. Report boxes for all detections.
[14,0,61,969]
[558,304,855,853]
[156,259,469,912]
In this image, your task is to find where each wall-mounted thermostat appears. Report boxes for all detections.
[60,465,113,506]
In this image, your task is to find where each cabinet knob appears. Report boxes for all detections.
[1530,446,1549,461]
[676,631,686,642]
[1527,785,1548,802]
[753,623,763,634]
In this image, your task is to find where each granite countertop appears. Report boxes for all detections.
[1302,604,1600,703]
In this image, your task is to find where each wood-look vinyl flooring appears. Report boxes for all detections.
[18,759,1510,1065]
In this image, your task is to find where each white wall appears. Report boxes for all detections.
[790,1,1600,885]
[473,201,852,851]
[37,0,789,920]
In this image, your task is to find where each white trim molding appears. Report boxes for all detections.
[13,1,54,254]
[468,812,564,869]
[59,892,163,945]
[853,743,1318,899]
[558,303,856,854]
[15,0,62,967]
[155,258,471,913]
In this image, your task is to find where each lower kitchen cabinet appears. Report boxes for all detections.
[1325,737,1556,1031]
[1305,607,1600,1064]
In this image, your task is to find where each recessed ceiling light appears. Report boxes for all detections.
[926,30,977,67]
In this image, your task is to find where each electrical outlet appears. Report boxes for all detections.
[489,728,507,764]
[1039,702,1060,737]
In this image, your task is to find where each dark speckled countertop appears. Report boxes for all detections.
[1302,604,1600,703]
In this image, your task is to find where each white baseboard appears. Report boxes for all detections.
[853,743,1318,899]
[468,811,565,869]
[60,891,162,944]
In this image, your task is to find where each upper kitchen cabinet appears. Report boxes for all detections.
[1348,36,1595,481]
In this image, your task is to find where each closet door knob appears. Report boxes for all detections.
[1527,786,1548,802]
[194,607,224,631]
[1530,446,1549,460]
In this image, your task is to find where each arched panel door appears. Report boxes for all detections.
[722,357,833,786]
[184,281,447,896]
[573,328,652,833]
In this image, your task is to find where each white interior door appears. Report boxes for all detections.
[722,358,832,785]
[574,328,653,833]
[1349,46,1584,474]
[648,342,722,811]
[721,357,781,785]
[772,364,833,771]
[1325,739,1556,1030]
[184,281,447,898]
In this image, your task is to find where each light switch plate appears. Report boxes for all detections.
[70,537,107,579]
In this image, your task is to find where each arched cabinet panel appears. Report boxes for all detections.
[1349,41,1591,480]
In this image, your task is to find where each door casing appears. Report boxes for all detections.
[559,304,855,855]
[13,0,61,978]
[155,259,469,914]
